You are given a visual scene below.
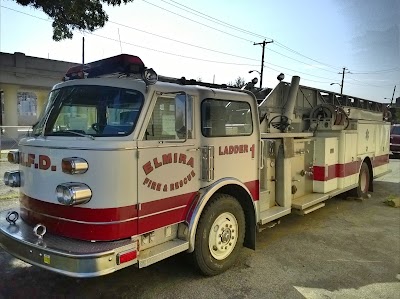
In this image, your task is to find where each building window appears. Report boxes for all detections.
[201,99,252,137]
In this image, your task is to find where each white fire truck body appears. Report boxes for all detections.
[0,55,390,277]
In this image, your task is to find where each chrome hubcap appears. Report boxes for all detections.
[360,170,367,192]
[209,212,238,260]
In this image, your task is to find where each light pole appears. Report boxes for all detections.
[249,70,261,87]
[330,82,343,94]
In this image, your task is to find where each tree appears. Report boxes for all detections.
[14,0,135,41]
[228,77,246,88]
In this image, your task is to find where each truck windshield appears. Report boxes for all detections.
[32,85,144,137]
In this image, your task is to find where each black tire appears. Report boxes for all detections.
[349,162,370,198]
[193,193,245,276]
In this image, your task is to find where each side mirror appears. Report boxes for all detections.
[175,93,187,138]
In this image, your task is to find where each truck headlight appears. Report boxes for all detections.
[4,171,21,187]
[56,183,92,206]
[7,150,20,164]
[62,158,89,174]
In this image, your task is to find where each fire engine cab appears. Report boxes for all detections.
[0,54,391,277]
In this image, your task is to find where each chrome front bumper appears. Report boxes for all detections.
[0,208,137,278]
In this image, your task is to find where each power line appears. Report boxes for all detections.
[149,0,342,71]
[160,0,267,40]
[265,61,337,81]
[350,67,400,74]
[0,5,339,76]
[141,0,255,43]
[90,33,262,66]
[266,47,339,73]
[1,4,341,80]
[111,18,337,74]
[108,20,259,61]
[273,41,341,71]
[1,5,396,90]
[347,75,396,88]
[0,5,258,66]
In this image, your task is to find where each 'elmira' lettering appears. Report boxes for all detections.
[143,153,194,175]
[142,153,196,192]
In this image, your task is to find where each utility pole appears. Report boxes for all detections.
[390,85,396,106]
[338,67,350,94]
[253,40,273,88]
[82,37,85,65]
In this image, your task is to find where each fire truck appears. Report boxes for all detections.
[0,54,391,277]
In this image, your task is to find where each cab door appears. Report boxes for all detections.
[136,93,201,235]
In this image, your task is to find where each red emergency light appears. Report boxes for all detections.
[65,54,148,80]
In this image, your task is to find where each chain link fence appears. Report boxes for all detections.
[0,126,32,156]
[0,126,29,201]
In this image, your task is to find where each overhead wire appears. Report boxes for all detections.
[108,20,260,62]
[160,0,268,40]
[150,0,343,72]
[350,67,400,74]
[1,5,396,89]
[141,0,255,43]
[0,5,339,75]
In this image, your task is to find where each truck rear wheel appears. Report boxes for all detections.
[349,162,370,198]
[193,194,245,276]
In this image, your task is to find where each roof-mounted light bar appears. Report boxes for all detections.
[64,54,157,84]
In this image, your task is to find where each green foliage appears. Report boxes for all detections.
[228,77,246,88]
[14,0,135,41]
[392,107,400,124]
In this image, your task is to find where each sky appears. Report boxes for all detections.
[0,0,399,103]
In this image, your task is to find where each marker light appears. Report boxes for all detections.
[62,158,89,174]
[142,68,158,85]
[4,171,21,187]
[56,183,92,206]
[117,250,137,265]
[7,150,20,164]
[65,54,145,80]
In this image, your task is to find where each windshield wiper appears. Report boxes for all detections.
[52,130,95,140]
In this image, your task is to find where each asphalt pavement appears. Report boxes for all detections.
[0,160,399,299]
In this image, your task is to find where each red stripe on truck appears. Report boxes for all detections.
[20,192,197,241]
[313,154,389,181]
[18,180,259,241]
[244,180,259,201]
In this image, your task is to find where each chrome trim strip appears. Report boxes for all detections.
[137,143,195,149]
[19,145,136,151]
[22,204,188,224]
[138,205,187,219]
[138,220,184,236]
[21,207,138,225]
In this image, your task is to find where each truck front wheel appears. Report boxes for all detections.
[193,194,245,276]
